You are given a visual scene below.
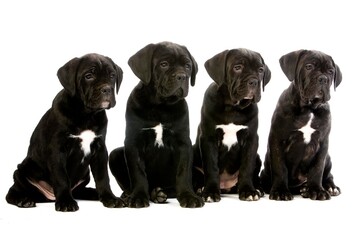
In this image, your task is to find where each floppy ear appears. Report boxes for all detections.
[334,64,342,90]
[188,51,198,87]
[204,50,229,86]
[114,64,123,94]
[279,49,307,82]
[57,57,80,96]
[262,64,271,91]
[128,43,156,85]
[106,57,123,94]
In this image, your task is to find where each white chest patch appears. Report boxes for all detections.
[70,130,99,156]
[143,124,164,147]
[298,113,315,144]
[216,123,248,151]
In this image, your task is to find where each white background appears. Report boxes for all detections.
[1,0,359,239]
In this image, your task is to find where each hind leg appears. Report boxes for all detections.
[322,155,341,196]
[259,152,272,194]
[6,165,49,208]
[72,174,99,200]
[109,147,131,199]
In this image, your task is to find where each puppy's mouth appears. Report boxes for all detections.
[160,87,187,100]
[302,90,328,108]
[233,96,253,109]
[101,101,111,109]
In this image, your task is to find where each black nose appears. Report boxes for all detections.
[248,79,258,87]
[175,73,186,81]
[101,86,112,95]
[318,75,328,84]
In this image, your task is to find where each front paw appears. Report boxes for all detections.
[101,196,126,208]
[300,186,331,200]
[269,188,293,201]
[239,188,263,201]
[127,192,150,208]
[202,185,221,202]
[202,191,221,203]
[178,192,205,208]
[55,199,79,212]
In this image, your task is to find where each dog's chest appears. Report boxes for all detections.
[297,113,316,144]
[69,130,100,156]
[143,124,165,147]
[216,123,248,150]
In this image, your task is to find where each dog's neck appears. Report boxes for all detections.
[135,82,184,106]
[55,90,105,118]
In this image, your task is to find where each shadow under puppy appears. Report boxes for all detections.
[109,41,204,208]
[192,48,271,202]
[6,53,124,211]
[260,49,342,200]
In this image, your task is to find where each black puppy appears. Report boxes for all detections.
[260,50,342,200]
[109,42,204,208]
[192,48,271,202]
[6,53,124,211]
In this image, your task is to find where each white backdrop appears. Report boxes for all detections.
[1,0,359,239]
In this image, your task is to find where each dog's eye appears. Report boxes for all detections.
[185,63,192,70]
[160,61,169,68]
[109,73,116,79]
[84,73,94,81]
[234,65,243,72]
[305,64,314,71]
[328,68,335,75]
[258,67,264,74]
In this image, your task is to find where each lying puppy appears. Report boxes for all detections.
[6,53,124,211]
[260,50,342,200]
[109,41,204,208]
[192,48,271,202]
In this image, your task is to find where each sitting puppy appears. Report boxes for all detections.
[6,53,124,211]
[260,50,342,200]
[192,48,271,202]
[109,41,204,208]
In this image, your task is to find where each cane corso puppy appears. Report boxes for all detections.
[6,53,124,211]
[192,48,271,202]
[109,41,204,208]
[260,50,342,200]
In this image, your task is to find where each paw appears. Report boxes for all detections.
[327,186,341,196]
[178,192,205,208]
[150,187,167,203]
[202,185,221,202]
[300,186,331,200]
[101,196,126,208]
[55,199,79,212]
[202,191,221,202]
[7,196,36,208]
[127,192,150,208]
[239,189,263,201]
[269,189,294,201]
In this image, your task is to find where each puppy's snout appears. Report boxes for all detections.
[101,86,112,95]
[175,73,187,81]
[248,79,258,87]
[318,75,328,84]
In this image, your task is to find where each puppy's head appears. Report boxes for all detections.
[205,48,271,109]
[280,50,342,108]
[57,53,123,110]
[128,41,198,103]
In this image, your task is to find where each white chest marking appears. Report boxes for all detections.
[70,130,99,156]
[143,124,164,147]
[298,113,315,144]
[216,123,248,151]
